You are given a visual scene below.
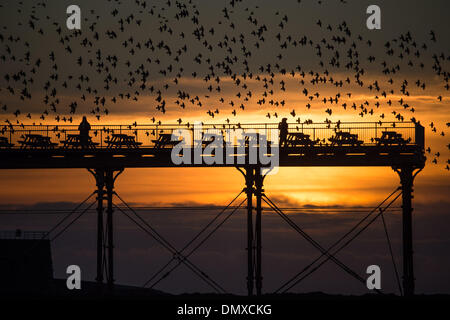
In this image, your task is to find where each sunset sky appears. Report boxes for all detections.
[0,0,449,295]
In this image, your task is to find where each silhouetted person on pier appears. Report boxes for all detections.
[279,118,289,147]
[78,116,91,148]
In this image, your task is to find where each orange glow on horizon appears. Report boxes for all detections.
[0,75,448,209]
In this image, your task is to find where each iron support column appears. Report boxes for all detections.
[88,167,123,294]
[245,167,254,296]
[105,169,115,291]
[395,166,418,297]
[94,169,105,285]
[254,168,264,296]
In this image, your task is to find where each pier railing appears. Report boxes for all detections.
[0,122,423,149]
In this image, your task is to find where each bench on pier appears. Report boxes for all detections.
[375,131,409,146]
[329,132,363,146]
[152,133,179,149]
[18,134,58,149]
[105,134,142,149]
[286,132,316,147]
[61,134,99,150]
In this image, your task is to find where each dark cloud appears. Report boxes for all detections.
[1,199,449,295]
